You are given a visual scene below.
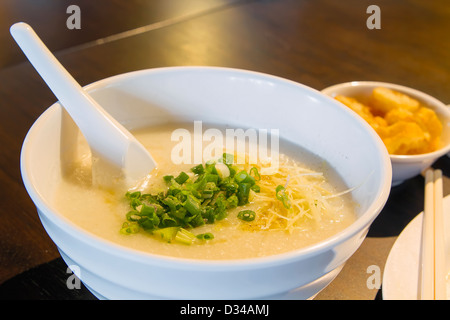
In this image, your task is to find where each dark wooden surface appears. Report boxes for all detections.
[0,0,449,300]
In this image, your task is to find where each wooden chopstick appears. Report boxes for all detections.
[421,169,435,299]
[420,169,446,300]
[433,170,446,300]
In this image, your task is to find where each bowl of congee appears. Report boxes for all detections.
[322,81,450,186]
[21,67,391,299]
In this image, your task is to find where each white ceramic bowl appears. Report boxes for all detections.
[322,81,450,186]
[21,67,391,299]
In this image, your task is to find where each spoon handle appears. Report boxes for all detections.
[10,22,156,183]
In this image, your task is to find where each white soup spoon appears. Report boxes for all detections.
[10,22,157,186]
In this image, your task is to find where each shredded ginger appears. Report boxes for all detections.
[242,155,353,233]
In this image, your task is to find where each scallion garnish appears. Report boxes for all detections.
[190,164,204,175]
[249,167,261,181]
[221,153,234,165]
[174,171,190,184]
[174,228,197,245]
[196,233,214,240]
[121,153,263,245]
[237,210,256,222]
[120,222,139,235]
[275,185,291,209]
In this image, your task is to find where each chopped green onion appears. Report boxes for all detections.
[191,164,204,174]
[202,207,215,224]
[251,184,260,193]
[237,182,251,205]
[175,228,197,245]
[275,185,291,209]
[139,216,160,230]
[196,233,214,240]
[121,154,263,245]
[139,204,156,216]
[249,167,261,181]
[237,210,256,222]
[215,163,230,179]
[126,210,141,222]
[226,195,238,208]
[222,153,234,165]
[120,222,140,235]
[184,194,202,216]
[205,173,219,184]
[126,191,141,199]
[221,179,238,196]
[152,227,198,245]
[175,171,189,184]
[163,175,173,183]
[160,213,178,227]
[234,170,249,183]
[152,227,180,243]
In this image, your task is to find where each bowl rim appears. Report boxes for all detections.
[20,66,392,270]
[322,80,450,161]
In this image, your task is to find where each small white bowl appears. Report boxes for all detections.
[322,81,450,186]
[21,67,391,299]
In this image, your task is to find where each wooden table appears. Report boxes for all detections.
[0,0,449,300]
